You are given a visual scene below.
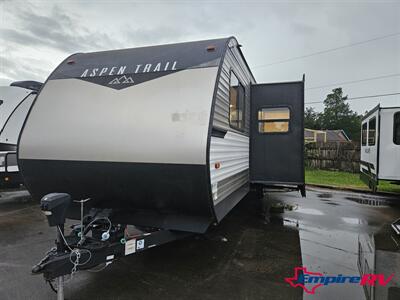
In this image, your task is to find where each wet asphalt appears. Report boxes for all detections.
[0,187,399,300]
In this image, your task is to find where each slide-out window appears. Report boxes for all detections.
[368,117,376,146]
[361,122,367,146]
[229,72,245,130]
[258,107,290,133]
[394,112,400,145]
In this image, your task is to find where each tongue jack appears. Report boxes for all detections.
[40,193,71,300]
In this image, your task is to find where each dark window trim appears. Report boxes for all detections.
[394,112,400,145]
[361,121,368,146]
[257,105,292,135]
[368,117,376,146]
[228,69,246,132]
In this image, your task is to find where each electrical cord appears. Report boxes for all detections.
[82,217,112,237]
[48,280,58,294]
[87,263,108,273]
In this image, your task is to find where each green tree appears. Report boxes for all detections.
[319,88,361,141]
[304,107,321,129]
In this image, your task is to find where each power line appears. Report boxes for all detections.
[253,32,400,69]
[306,92,400,105]
[306,73,400,90]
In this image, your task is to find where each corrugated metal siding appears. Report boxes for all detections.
[210,38,255,204]
[210,132,249,204]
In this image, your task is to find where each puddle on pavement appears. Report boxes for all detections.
[296,207,324,215]
[266,191,400,300]
[341,217,364,225]
[345,196,389,207]
[318,193,333,199]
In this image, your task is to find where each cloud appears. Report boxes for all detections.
[2,6,122,53]
[291,22,317,35]
[0,3,125,82]
[0,55,48,81]
[122,26,192,46]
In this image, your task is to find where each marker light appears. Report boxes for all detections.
[207,45,216,52]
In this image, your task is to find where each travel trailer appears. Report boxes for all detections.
[19,37,305,296]
[0,81,41,187]
[360,105,400,192]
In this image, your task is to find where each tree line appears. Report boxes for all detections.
[305,88,362,141]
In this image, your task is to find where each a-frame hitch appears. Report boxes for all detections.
[32,193,190,299]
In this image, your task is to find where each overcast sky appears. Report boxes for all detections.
[0,0,399,113]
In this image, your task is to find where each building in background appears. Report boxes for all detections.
[305,128,351,143]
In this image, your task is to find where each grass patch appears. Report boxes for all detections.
[305,168,400,194]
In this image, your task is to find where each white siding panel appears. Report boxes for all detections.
[210,131,249,203]
[210,40,253,205]
[210,131,249,182]
[209,39,255,204]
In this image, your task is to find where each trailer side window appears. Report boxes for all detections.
[229,72,245,130]
[394,112,400,145]
[362,122,367,146]
[258,107,290,133]
[368,117,376,146]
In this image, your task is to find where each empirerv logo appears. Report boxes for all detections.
[108,75,134,85]
[285,267,394,295]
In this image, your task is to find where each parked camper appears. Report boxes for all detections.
[20,37,305,295]
[360,105,400,192]
[0,81,41,188]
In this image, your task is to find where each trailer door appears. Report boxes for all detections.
[360,107,379,190]
[250,80,305,195]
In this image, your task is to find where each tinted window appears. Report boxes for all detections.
[362,122,367,146]
[394,112,400,145]
[258,107,290,133]
[368,117,376,146]
[229,72,245,130]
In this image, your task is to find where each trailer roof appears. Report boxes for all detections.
[362,104,400,121]
[50,37,240,80]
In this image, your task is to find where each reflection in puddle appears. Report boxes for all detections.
[345,196,389,207]
[342,217,363,225]
[296,208,324,216]
[318,193,333,198]
[267,193,400,300]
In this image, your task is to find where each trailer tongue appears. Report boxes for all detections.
[33,193,191,299]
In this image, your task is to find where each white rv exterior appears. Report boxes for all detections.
[360,105,400,191]
[0,83,39,187]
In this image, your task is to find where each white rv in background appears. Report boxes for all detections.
[360,104,400,192]
[0,81,41,187]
